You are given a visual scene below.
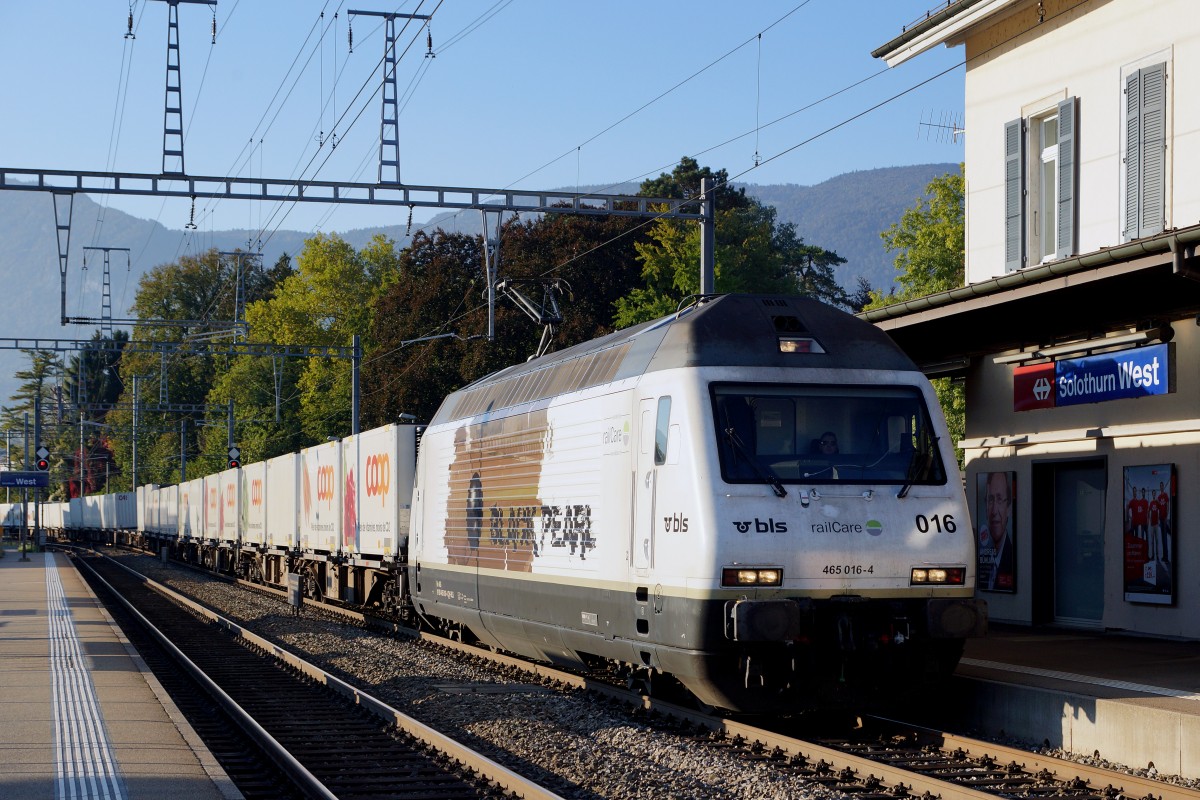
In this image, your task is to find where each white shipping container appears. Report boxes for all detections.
[341,424,416,558]
[299,440,341,553]
[137,486,147,532]
[100,494,116,530]
[179,478,205,540]
[41,502,64,530]
[203,474,222,542]
[241,461,267,547]
[113,492,137,530]
[219,467,240,544]
[159,486,179,535]
[82,495,102,530]
[265,453,298,550]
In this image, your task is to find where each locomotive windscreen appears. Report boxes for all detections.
[712,383,948,486]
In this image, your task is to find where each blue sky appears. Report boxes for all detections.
[0,1,964,241]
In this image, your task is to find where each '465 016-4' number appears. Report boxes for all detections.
[914,514,957,533]
[822,565,874,575]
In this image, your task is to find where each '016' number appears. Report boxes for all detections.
[915,514,957,533]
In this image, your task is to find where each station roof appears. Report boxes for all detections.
[872,0,1022,66]
[859,222,1200,377]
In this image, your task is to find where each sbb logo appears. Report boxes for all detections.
[250,479,263,506]
[365,453,390,505]
[316,465,335,502]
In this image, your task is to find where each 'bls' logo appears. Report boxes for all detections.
[250,479,263,506]
[733,518,788,533]
[662,513,688,533]
[365,453,390,505]
[316,465,335,502]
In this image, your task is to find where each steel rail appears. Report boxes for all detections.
[70,552,339,800]
[869,716,1200,800]
[87,548,566,800]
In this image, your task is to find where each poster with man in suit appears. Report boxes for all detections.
[976,471,1016,592]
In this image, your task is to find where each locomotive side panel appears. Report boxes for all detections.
[413,382,640,662]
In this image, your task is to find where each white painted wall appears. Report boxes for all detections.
[963,0,1200,283]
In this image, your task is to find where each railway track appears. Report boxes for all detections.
[69,549,561,800]
[84,545,1200,800]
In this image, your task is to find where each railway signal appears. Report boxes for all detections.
[36,446,50,471]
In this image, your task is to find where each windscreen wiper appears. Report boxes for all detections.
[897,450,934,498]
[724,427,787,498]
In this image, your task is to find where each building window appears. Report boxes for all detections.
[1004,97,1077,271]
[1036,112,1059,263]
[1122,62,1167,241]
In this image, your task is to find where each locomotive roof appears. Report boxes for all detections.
[431,294,918,426]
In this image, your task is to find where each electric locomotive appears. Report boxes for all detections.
[408,294,986,713]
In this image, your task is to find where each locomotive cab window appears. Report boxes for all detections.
[654,396,672,466]
[712,383,947,486]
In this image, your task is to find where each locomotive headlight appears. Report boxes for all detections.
[910,567,965,585]
[723,567,783,587]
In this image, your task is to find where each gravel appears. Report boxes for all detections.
[102,550,1200,797]
[103,551,846,800]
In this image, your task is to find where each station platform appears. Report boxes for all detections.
[0,546,241,800]
[948,623,1200,779]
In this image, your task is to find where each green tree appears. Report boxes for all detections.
[2,349,66,496]
[775,222,849,307]
[870,165,965,302]
[866,165,966,466]
[363,210,651,427]
[104,248,286,486]
[616,158,850,327]
[207,233,400,462]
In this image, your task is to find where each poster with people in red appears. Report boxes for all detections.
[1123,464,1175,605]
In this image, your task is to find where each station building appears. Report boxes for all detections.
[870,0,1200,635]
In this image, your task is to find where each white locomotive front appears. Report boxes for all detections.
[409,294,986,714]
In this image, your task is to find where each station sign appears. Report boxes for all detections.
[0,470,50,488]
[1014,343,1172,411]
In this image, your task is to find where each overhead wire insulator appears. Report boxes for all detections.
[348,20,353,54]
[211,10,217,43]
[125,6,136,40]
[425,28,435,58]
[405,205,414,237]
[185,196,198,230]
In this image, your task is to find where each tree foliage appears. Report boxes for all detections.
[616,157,851,326]
[866,165,966,467]
[362,211,648,427]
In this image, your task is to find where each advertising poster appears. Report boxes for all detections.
[1123,464,1176,605]
[976,471,1017,593]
